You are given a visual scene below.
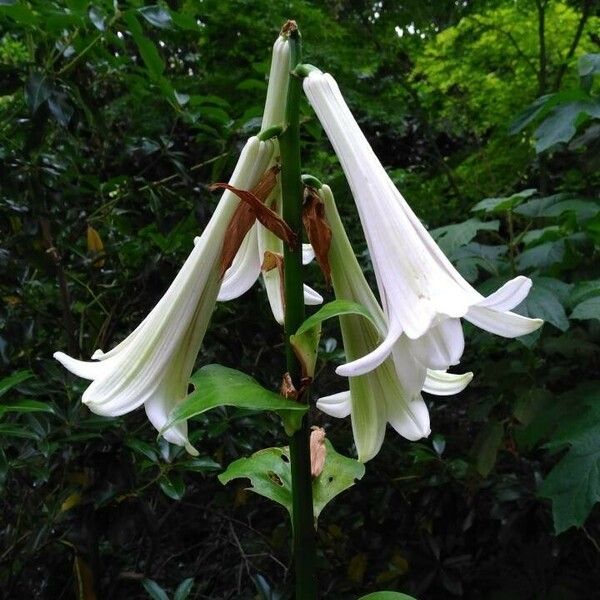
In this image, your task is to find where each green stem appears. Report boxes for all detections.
[279,22,317,599]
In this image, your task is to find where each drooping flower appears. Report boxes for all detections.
[316,184,472,461]
[217,35,323,324]
[303,69,543,379]
[54,136,276,453]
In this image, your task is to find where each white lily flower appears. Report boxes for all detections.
[217,35,323,324]
[54,137,276,454]
[316,184,472,461]
[303,70,543,378]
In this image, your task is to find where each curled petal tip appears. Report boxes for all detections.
[185,441,200,456]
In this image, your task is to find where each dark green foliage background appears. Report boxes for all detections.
[1,1,600,598]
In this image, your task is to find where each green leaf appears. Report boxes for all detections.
[534,101,600,153]
[0,1,39,25]
[517,240,565,271]
[515,281,569,331]
[514,194,599,223]
[88,6,105,31]
[470,420,504,477]
[538,385,600,533]
[125,438,158,462]
[515,193,570,218]
[570,297,600,321]
[290,300,373,377]
[219,447,292,512]
[312,439,365,519]
[218,440,365,520]
[291,300,378,380]
[471,189,536,214]
[358,593,418,600]
[174,578,194,600]
[25,73,50,114]
[295,300,378,338]
[125,13,165,79]
[0,399,54,417]
[509,89,590,134]
[160,365,307,438]
[139,6,173,29]
[568,280,600,307]
[290,323,321,379]
[159,472,185,500]
[0,371,33,398]
[430,218,499,254]
[142,578,170,600]
[578,54,600,77]
[0,424,40,440]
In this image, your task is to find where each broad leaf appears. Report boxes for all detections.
[295,300,378,338]
[471,189,536,214]
[219,439,365,520]
[538,384,600,533]
[292,300,378,379]
[515,279,569,332]
[534,101,600,153]
[517,240,565,271]
[160,365,307,438]
[570,297,600,321]
[470,420,504,477]
[515,193,570,218]
[430,218,499,254]
[578,53,600,77]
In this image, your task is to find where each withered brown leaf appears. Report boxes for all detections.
[210,169,297,271]
[212,166,283,276]
[310,426,327,478]
[303,186,332,285]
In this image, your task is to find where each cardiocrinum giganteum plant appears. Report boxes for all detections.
[54,21,543,600]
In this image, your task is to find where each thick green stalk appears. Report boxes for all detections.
[279,22,317,599]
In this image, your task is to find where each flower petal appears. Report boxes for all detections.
[53,351,108,380]
[336,318,404,377]
[386,394,431,441]
[423,369,473,396]
[465,305,544,337]
[409,318,464,370]
[316,390,352,418]
[302,243,316,265]
[145,390,199,456]
[476,276,533,311]
[218,225,261,301]
[303,284,324,305]
[350,374,387,462]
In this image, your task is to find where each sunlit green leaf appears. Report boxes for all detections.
[161,365,307,438]
[219,440,365,520]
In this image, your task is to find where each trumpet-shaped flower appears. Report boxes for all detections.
[316,184,473,461]
[217,35,323,324]
[54,137,276,453]
[303,70,543,379]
